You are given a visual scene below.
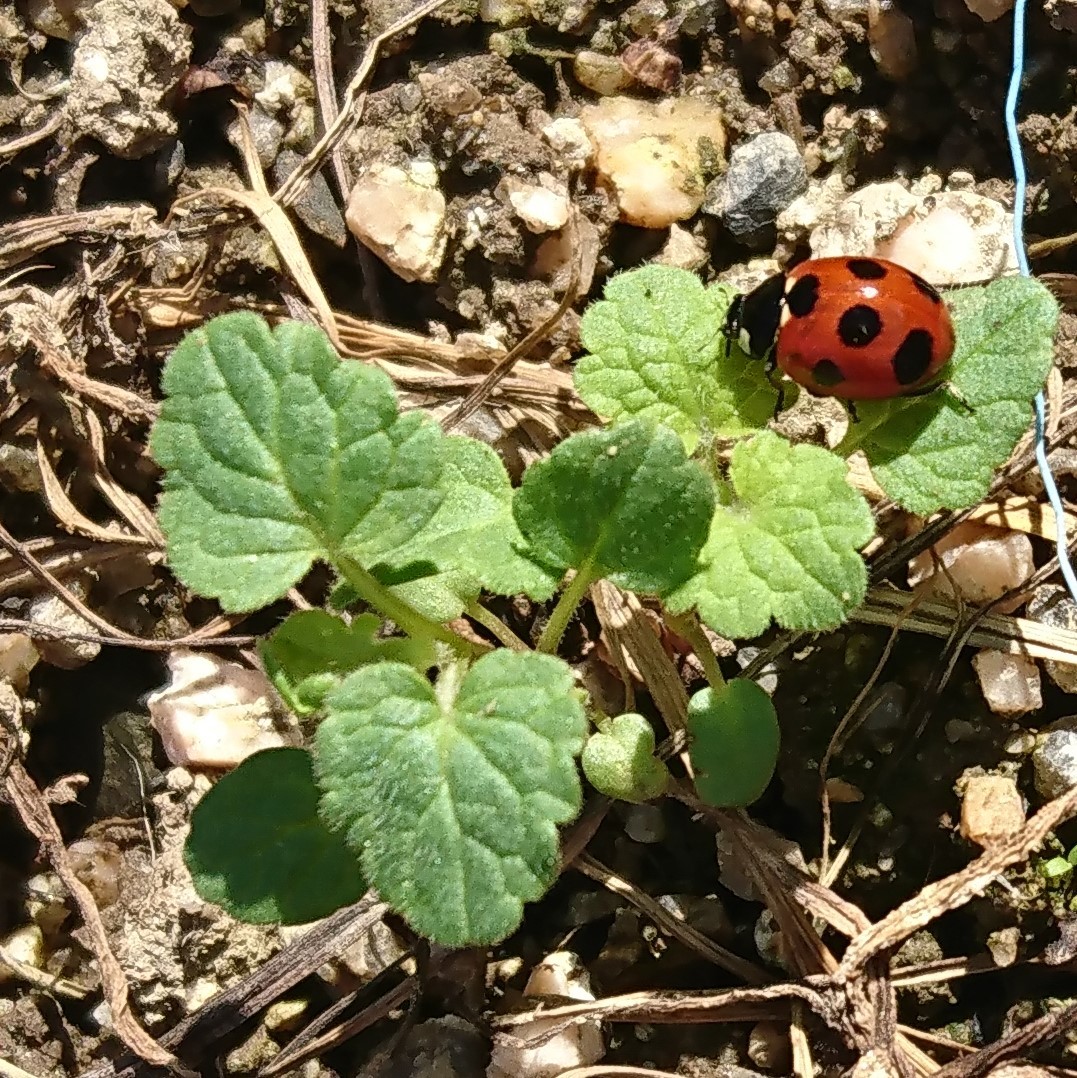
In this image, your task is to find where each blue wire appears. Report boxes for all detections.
[1005,0,1077,601]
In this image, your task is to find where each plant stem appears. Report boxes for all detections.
[337,556,475,655]
[466,600,530,651]
[666,610,726,690]
[537,564,595,654]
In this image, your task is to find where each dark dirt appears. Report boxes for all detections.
[3,0,1077,1075]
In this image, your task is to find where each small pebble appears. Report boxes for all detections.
[1046,0,1077,31]
[264,999,309,1034]
[748,1020,791,1072]
[0,443,44,493]
[655,223,709,271]
[67,838,123,909]
[623,802,666,844]
[0,633,38,691]
[24,873,68,938]
[808,181,918,256]
[868,0,917,80]
[907,522,1033,614]
[581,95,725,228]
[574,50,632,95]
[1004,730,1036,755]
[986,926,1021,967]
[345,161,448,283]
[1026,585,1077,694]
[25,0,85,38]
[825,777,864,803]
[29,591,101,669]
[147,649,293,769]
[703,131,806,239]
[0,925,45,984]
[964,0,1014,20]
[753,909,790,972]
[488,953,604,1077]
[541,117,594,172]
[971,649,1042,718]
[1032,717,1077,800]
[272,150,347,247]
[501,174,570,233]
[227,104,283,168]
[960,774,1025,846]
[877,190,1016,284]
[735,646,778,694]
[417,70,482,116]
[64,0,192,159]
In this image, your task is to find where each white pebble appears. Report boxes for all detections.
[877,191,1016,284]
[345,161,447,283]
[0,925,45,984]
[487,952,604,1077]
[580,96,725,229]
[541,117,594,172]
[907,522,1033,613]
[147,650,293,769]
[501,175,570,233]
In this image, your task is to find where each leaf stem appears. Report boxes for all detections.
[666,610,726,690]
[337,556,475,655]
[466,600,530,651]
[537,564,596,654]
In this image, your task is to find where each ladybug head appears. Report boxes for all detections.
[725,273,786,362]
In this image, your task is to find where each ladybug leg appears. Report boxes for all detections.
[904,380,974,414]
[846,401,860,424]
[941,383,974,414]
[763,352,787,418]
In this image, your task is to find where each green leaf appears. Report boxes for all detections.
[687,680,779,807]
[184,748,365,924]
[840,277,1059,514]
[377,436,560,620]
[315,651,587,946]
[513,419,715,595]
[668,431,874,638]
[261,610,436,715]
[151,313,446,612]
[575,266,782,452]
[581,713,670,803]
[1041,855,1075,881]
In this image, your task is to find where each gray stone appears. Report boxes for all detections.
[1032,716,1077,800]
[273,150,347,247]
[704,131,807,238]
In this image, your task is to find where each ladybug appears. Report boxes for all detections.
[724,256,956,404]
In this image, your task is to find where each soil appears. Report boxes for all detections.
[3,0,1077,1076]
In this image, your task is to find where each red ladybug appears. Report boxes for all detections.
[724,256,956,402]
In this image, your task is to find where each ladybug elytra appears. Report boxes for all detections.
[724,256,956,403]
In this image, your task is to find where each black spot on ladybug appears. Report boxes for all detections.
[838,305,883,347]
[786,275,820,318]
[846,258,888,280]
[892,328,936,386]
[811,359,846,387]
[909,273,943,304]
